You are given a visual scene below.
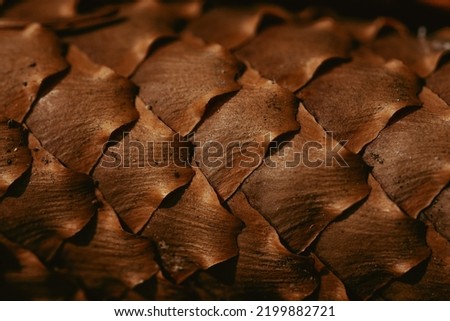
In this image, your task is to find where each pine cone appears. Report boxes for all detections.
[1,0,449,300]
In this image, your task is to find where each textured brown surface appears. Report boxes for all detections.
[369,32,449,77]
[379,228,450,300]
[1,0,77,23]
[153,271,198,300]
[26,46,138,175]
[315,175,430,300]
[194,68,299,200]
[338,17,408,43]
[0,24,68,122]
[311,254,349,301]
[186,5,289,49]
[0,118,31,197]
[143,168,241,284]
[57,190,159,299]
[0,234,79,300]
[299,59,421,153]
[364,87,450,218]
[133,39,241,136]
[227,192,317,300]
[93,98,194,233]
[242,105,370,253]
[427,60,450,106]
[423,185,450,242]
[1,0,450,301]
[236,19,351,91]
[0,0,119,32]
[67,1,177,77]
[0,135,96,261]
